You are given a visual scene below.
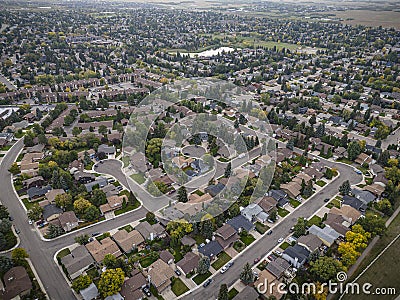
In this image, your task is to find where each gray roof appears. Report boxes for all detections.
[266,257,290,278]
[308,225,341,245]
[241,203,263,221]
[27,185,52,199]
[80,283,99,300]
[351,189,376,204]
[84,177,108,192]
[283,244,310,263]
[342,195,367,212]
[98,144,116,155]
[42,204,63,220]
[198,240,223,258]
[227,215,254,232]
[233,286,259,300]
[61,245,94,277]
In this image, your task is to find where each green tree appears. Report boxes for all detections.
[357,214,386,236]
[347,141,362,161]
[84,205,100,221]
[224,162,232,178]
[98,125,108,136]
[177,186,188,203]
[0,205,9,220]
[146,212,156,224]
[0,256,13,274]
[293,218,307,238]
[0,218,11,233]
[103,254,117,269]
[11,248,29,261]
[98,268,125,298]
[72,127,82,137]
[55,193,72,210]
[71,275,92,292]
[197,256,210,275]
[47,224,64,238]
[73,198,92,215]
[27,204,43,221]
[240,263,254,285]
[309,256,346,282]
[269,209,278,222]
[74,234,90,245]
[339,180,351,195]
[8,163,20,175]
[218,284,228,300]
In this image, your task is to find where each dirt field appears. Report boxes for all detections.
[320,10,400,29]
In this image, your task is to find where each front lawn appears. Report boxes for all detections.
[290,199,301,208]
[316,180,326,187]
[307,215,322,227]
[119,224,133,232]
[115,199,141,215]
[171,277,189,296]
[279,242,290,250]
[211,252,231,270]
[228,288,239,299]
[277,207,290,217]
[326,198,341,209]
[240,232,255,246]
[255,222,269,234]
[56,248,71,260]
[192,271,212,285]
[233,240,246,252]
[130,173,145,184]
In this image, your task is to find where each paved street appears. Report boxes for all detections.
[0,139,147,300]
[180,156,362,300]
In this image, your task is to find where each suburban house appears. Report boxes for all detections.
[241,203,268,223]
[266,257,291,279]
[27,185,52,201]
[198,240,223,259]
[23,176,44,189]
[280,181,302,199]
[84,177,108,192]
[282,244,310,268]
[255,270,285,300]
[61,245,95,280]
[120,269,147,300]
[58,211,79,232]
[257,196,278,214]
[308,224,341,247]
[145,259,175,293]
[98,144,116,158]
[214,224,239,249]
[226,215,255,233]
[355,153,373,166]
[329,206,361,225]
[112,229,145,253]
[85,237,122,263]
[135,221,165,241]
[1,266,32,300]
[100,195,126,215]
[74,171,96,184]
[176,252,200,276]
[297,234,323,253]
[45,189,65,203]
[342,195,367,213]
[233,286,259,300]
[159,250,174,265]
[351,188,376,205]
[80,283,99,300]
[42,204,63,222]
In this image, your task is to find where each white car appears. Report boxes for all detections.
[278,237,284,243]
[28,220,33,225]
[220,266,228,274]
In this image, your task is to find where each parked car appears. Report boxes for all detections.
[203,279,212,287]
[267,230,272,235]
[175,269,181,276]
[14,227,20,234]
[254,257,260,264]
[28,220,33,225]
[91,232,101,237]
[267,255,275,261]
[220,266,228,274]
[8,216,13,221]
[278,237,284,243]
[227,261,234,267]
[324,198,330,202]
[142,286,151,297]
[274,250,282,256]
[354,169,362,175]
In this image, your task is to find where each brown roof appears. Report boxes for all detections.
[297,234,323,252]
[86,237,122,262]
[176,252,200,275]
[257,196,277,213]
[58,211,79,231]
[120,271,147,300]
[329,206,361,224]
[1,266,32,300]
[112,229,144,253]
[45,189,65,203]
[145,259,174,292]
[159,250,174,264]
[215,224,236,240]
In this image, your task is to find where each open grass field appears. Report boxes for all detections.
[342,213,400,300]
